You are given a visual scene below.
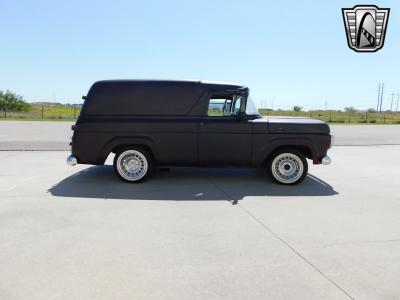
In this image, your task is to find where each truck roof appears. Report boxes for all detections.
[91,79,246,90]
[83,80,248,116]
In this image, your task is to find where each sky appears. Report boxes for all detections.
[0,0,399,110]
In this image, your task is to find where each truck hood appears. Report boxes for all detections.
[253,116,330,134]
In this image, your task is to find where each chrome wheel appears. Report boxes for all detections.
[271,153,304,184]
[116,150,148,181]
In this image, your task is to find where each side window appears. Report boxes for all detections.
[207,98,232,116]
[233,97,241,115]
[207,94,241,117]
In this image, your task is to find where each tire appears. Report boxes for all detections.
[268,148,308,185]
[113,147,153,183]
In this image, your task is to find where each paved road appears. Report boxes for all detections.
[1,121,400,299]
[0,121,73,150]
[0,121,399,150]
[331,125,400,146]
[1,147,400,299]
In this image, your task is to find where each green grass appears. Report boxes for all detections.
[1,104,400,124]
[259,109,400,125]
[0,103,80,121]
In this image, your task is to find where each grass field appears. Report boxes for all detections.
[207,108,400,124]
[259,109,400,124]
[0,103,81,121]
[1,103,400,124]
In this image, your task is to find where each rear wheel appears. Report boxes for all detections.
[268,148,308,185]
[113,147,153,183]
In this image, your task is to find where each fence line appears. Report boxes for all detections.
[259,110,400,124]
[0,105,81,120]
[1,106,400,124]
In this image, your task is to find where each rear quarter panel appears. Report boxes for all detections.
[72,117,199,165]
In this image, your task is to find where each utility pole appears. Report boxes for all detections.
[379,83,384,112]
[377,83,381,112]
[397,91,400,112]
[325,100,327,110]
[390,92,396,111]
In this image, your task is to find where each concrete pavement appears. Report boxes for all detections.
[0,121,72,150]
[1,145,400,299]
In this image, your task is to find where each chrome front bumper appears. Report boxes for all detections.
[322,155,332,165]
[66,155,77,166]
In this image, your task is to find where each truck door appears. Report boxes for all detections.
[198,93,253,166]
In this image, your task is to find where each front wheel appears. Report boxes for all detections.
[113,147,153,183]
[268,148,308,185]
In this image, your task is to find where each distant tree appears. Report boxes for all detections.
[293,105,303,112]
[367,108,376,113]
[0,90,31,113]
[0,90,3,109]
[344,106,356,113]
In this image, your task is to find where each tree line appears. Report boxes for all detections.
[0,90,31,115]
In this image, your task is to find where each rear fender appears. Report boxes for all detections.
[98,136,157,164]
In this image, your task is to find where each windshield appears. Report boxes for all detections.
[245,95,260,115]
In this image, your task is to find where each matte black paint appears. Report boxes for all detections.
[71,80,331,167]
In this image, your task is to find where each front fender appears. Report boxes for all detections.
[253,135,318,166]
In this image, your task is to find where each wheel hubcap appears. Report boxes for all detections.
[117,150,148,181]
[271,153,304,184]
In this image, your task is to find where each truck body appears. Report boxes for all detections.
[68,80,333,184]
